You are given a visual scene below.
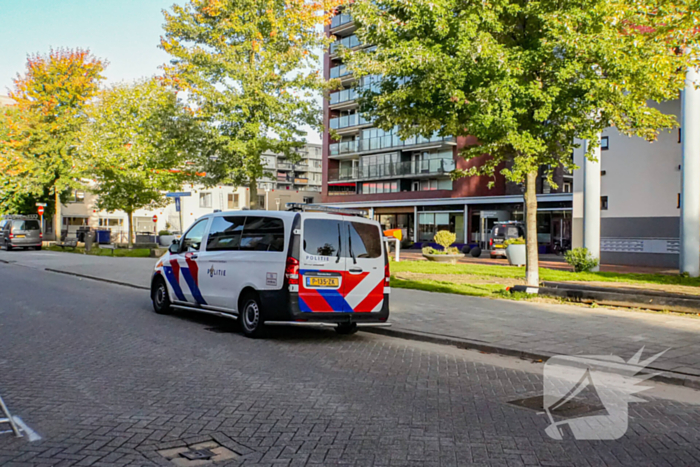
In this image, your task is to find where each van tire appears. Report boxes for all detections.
[240,293,264,338]
[335,323,358,335]
[152,276,172,315]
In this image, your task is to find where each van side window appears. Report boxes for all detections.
[180,219,208,253]
[349,222,381,258]
[303,219,343,257]
[240,216,285,252]
[207,216,245,251]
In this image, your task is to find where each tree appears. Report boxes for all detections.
[79,79,204,246]
[7,48,106,239]
[342,0,698,285]
[160,0,340,208]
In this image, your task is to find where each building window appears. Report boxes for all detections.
[258,195,266,208]
[227,193,239,209]
[601,196,608,210]
[98,218,124,227]
[70,190,85,203]
[199,192,212,208]
[303,196,314,204]
[679,128,682,144]
[562,182,572,193]
[63,217,88,226]
[601,136,609,150]
[678,193,681,209]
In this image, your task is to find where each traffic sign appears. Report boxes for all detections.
[166,192,192,198]
[175,197,181,212]
[35,202,47,207]
[37,206,44,215]
[152,215,158,223]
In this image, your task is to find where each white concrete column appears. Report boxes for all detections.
[680,61,700,276]
[583,138,601,272]
[463,204,469,244]
[369,207,374,220]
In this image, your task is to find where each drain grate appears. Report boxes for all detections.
[507,394,606,418]
[158,440,238,466]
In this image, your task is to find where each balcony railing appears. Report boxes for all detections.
[329,113,371,130]
[330,13,353,29]
[328,158,456,182]
[330,134,455,156]
[330,35,361,55]
[329,64,353,79]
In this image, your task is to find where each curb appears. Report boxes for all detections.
[44,268,150,291]
[364,327,700,390]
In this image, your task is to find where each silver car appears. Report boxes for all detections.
[0,216,43,250]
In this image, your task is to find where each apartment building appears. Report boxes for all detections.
[260,144,323,192]
[572,100,683,267]
[323,11,573,248]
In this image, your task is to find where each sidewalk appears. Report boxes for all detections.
[2,249,699,386]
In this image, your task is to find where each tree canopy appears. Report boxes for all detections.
[342,0,699,284]
[160,0,341,207]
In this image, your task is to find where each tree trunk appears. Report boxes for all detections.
[525,170,539,286]
[249,179,260,210]
[127,210,134,248]
[54,188,62,242]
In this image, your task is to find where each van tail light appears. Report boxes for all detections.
[40,233,43,239]
[8,233,13,239]
[384,261,390,286]
[489,238,493,248]
[285,256,299,286]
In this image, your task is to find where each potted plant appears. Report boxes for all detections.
[504,237,526,266]
[158,230,176,247]
[422,230,463,264]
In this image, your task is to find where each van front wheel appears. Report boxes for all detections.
[152,276,172,315]
[240,295,264,338]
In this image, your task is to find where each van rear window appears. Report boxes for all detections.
[12,220,40,230]
[303,219,342,257]
[348,222,381,259]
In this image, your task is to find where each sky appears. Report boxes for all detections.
[0,0,321,143]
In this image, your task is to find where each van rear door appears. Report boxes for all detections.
[299,215,347,312]
[343,219,386,312]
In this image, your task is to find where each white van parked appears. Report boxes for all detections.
[150,204,391,337]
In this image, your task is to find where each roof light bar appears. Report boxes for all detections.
[1,214,39,220]
[285,203,368,217]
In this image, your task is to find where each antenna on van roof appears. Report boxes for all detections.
[285,203,367,217]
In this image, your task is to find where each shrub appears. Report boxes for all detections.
[422,246,437,255]
[504,236,525,247]
[434,230,456,251]
[422,245,459,255]
[159,230,172,236]
[564,247,599,273]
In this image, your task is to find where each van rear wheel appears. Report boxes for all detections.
[240,294,264,338]
[335,323,358,335]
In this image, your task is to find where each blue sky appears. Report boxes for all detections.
[0,0,321,142]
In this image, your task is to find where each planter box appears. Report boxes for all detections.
[159,235,177,247]
[506,244,526,266]
[423,253,463,264]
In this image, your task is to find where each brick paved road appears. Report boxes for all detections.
[1,263,700,466]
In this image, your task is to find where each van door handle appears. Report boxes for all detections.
[348,268,363,274]
[190,254,198,259]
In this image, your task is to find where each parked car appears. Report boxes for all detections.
[0,215,43,251]
[150,204,391,337]
[489,221,525,258]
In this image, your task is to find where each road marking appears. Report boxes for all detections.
[13,416,42,441]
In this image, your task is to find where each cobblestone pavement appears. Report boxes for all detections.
[1,250,698,377]
[1,263,700,466]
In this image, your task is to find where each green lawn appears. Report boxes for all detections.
[390,260,698,287]
[391,276,506,297]
[45,245,152,258]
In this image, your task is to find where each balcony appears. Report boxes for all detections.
[330,35,361,55]
[329,134,456,156]
[329,64,353,80]
[328,158,456,182]
[329,113,371,131]
[330,13,353,30]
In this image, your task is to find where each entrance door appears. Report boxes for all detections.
[299,215,347,312]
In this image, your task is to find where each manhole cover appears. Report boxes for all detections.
[507,395,606,418]
[158,440,238,466]
[180,449,214,461]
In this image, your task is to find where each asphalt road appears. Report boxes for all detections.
[1,263,700,466]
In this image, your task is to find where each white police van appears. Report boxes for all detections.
[150,204,390,337]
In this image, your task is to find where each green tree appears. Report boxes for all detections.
[160,0,338,208]
[343,0,698,285]
[79,79,204,246]
[7,48,106,239]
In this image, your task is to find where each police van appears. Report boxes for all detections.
[150,204,390,337]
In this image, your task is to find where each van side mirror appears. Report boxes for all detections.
[168,240,179,254]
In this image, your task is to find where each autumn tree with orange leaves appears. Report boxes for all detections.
[160,0,342,208]
[3,48,106,238]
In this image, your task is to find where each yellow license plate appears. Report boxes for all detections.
[494,244,504,248]
[306,276,339,288]
[15,234,25,238]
